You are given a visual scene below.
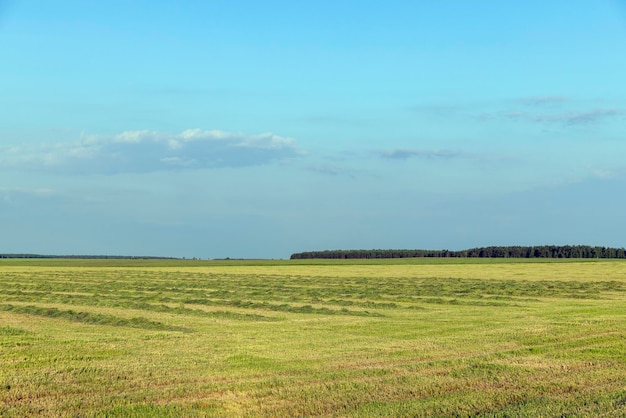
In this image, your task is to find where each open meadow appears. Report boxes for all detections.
[1,258,626,417]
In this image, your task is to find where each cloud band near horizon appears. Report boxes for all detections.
[0,129,301,175]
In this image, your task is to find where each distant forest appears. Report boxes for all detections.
[290,246,626,259]
[0,254,177,260]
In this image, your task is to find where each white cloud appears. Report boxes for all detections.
[167,139,183,150]
[0,129,301,174]
[113,130,157,143]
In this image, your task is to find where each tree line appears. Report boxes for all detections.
[0,254,177,259]
[290,246,626,259]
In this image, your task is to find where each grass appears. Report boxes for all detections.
[0,304,192,332]
[1,258,626,416]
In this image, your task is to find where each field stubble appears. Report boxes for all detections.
[1,259,626,416]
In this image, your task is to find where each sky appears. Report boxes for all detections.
[1,1,626,258]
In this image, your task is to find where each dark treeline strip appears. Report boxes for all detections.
[290,246,626,259]
[0,254,178,259]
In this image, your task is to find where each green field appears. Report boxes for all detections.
[1,258,626,417]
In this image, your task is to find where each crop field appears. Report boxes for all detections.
[1,258,626,417]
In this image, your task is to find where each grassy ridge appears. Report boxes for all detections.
[1,259,626,416]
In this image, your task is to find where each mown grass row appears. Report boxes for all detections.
[0,290,380,319]
[0,304,192,332]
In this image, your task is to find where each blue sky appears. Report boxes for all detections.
[1,1,625,258]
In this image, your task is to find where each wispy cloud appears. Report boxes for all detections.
[0,187,57,199]
[507,109,623,125]
[306,164,360,178]
[379,149,520,166]
[554,109,624,125]
[307,165,344,176]
[481,108,624,125]
[0,129,301,174]
[380,149,466,160]
[518,95,570,106]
